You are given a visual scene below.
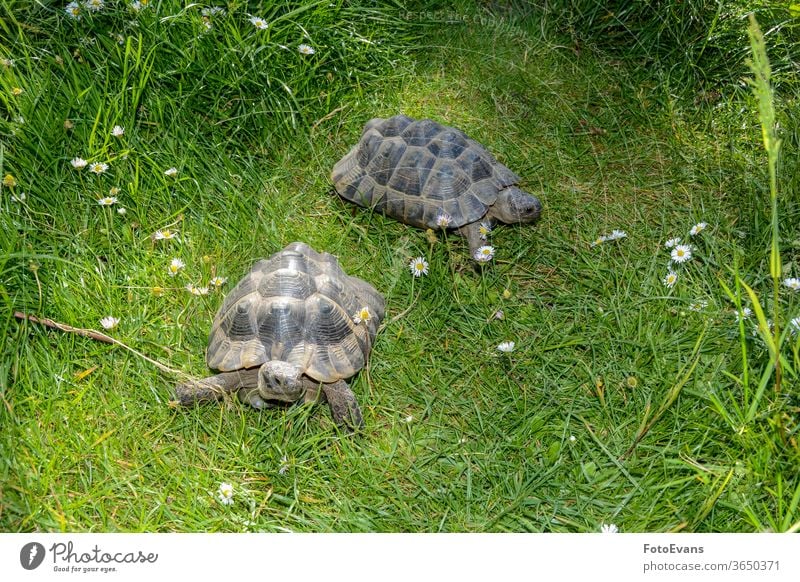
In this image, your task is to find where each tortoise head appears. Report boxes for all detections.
[257,360,305,403]
[491,186,542,224]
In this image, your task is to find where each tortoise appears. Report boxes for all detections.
[331,114,542,259]
[174,242,384,430]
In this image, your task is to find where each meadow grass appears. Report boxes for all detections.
[1,1,799,532]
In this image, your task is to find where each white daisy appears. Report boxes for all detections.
[10,192,26,203]
[278,455,289,475]
[404,415,413,423]
[109,186,120,196]
[353,306,372,324]
[217,482,234,506]
[70,157,88,169]
[249,16,268,29]
[111,125,124,137]
[89,161,109,174]
[690,222,708,236]
[298,44,315,55]
[99,316,119,330]
[210,276,228,287]
[663,271,678,288]
[735,307,753,323]
[65,1,82,18]
[783,277,800,292]
[409,256,429,277]
[688,300,708,312]
[164,167,178,177]
[607,229,627,241]
[478,221,492,240]
[497,341,515,353]
[568,435,576,443]
[186,284,209,296]
[790,317,800,334]
[474,245,495,262]
[664,237,681,249]
[600,523,619,533]
[0,58,13,68]
[590,235,607,247]
[97,196,118,206]
[85,0,104,11]
[202,6,225,16]
[152,228,178,241]
[168,258,185,276]
[117,207,127,215]
[435,211,452,228]
[670,244,693,263]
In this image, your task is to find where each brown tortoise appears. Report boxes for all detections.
[175,242,384,430]
[331,115,542,259]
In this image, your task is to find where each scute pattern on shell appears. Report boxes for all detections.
[331,115,522,229]
[206,242,384,383]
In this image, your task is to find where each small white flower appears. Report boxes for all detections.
[478,221,492,240]
[404,415,414,423]
[688,300,708,312]
[607,229,627,241]
[85,0,104,11]
[663,271,678,288]
[568,435,576,443]
[298,44,316,55]
[210,276,228,287]
[117,207,127,215]
[591,235,608,247]
[492,310,505,320]
[186,284,209,296]
[278,455,289,475]
[70,157,88,169]
[99,316,119,330]
[664,237,681,249]
[735,307,753,323]
[89,162,109,174]
[670,244,693,263]
[783,277,800,292]
[111,125,124,137]
[97,196,118,206]
[790,317,800,334]
[497,341,515,353]
[0,58,13,68]
[217,482,234,506]
[409,256,429,277]
[10,192,26,203]
[164,167,178,177]
[168,258,185,276]
[250,16,268,29]
[65,1,82,18]
[130,1,143,11]
[109,186,121,196]
[435,211,452,228]
[353,306,372,324]
[600,523,619,533]
[152,228,178,241]
[474,245,495,262]
[690,222,708,236]
[202,6,225,16]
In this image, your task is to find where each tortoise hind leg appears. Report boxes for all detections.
[321,380,364,432]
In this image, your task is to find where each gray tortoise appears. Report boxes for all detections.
[331,114,542,259]
[175,242,384,430]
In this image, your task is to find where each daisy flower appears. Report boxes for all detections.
[65,2,82,18]
[0,58,13,68]
[600,523,619,534]
[99,316,119,330]
[71,157,88,169]
[590,235,608,247]
[688,300,708,312]
[97,196,118,206]
[278,455,290,475]
[10,192,26,203]
[85,0,104,11]
[202,7,225,16]
[89,161,109,174]
[409,256,429,277]
[663,271,678,288]
[210,276,228,287]
[404,415,414,423]
[109,186,121,196]
[689,222,708,236]
[607,229,627,241]
[152,228,178,241]
[353,306,372,324]
[111,125,124,137]
[168,258,185,276]
[670,244,693,264]
[2,174,16,188]
[735,307,753,323]
[568,435,576,443]
[249,16,268,29]
[789,317,800,335]
[217,482,234,506]
[11,87,23,96]
[783,277,800,292]
[474,245,495,262]
[186,284,209,296]
[117,207,127,215]
[478,221,492,239]
[164,167,178,177]
[664,238,681,249]
[435,211,452,228]
[298,44,315,55]
[497,341,515,353]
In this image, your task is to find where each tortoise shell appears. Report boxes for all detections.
[206,242,384,383]
[331,115,521,229]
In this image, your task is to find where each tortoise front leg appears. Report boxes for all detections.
[321,380,364,431]
[174,368,259,405]
[456,221,486,260]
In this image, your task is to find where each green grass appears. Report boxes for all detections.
[2,1,800,532]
